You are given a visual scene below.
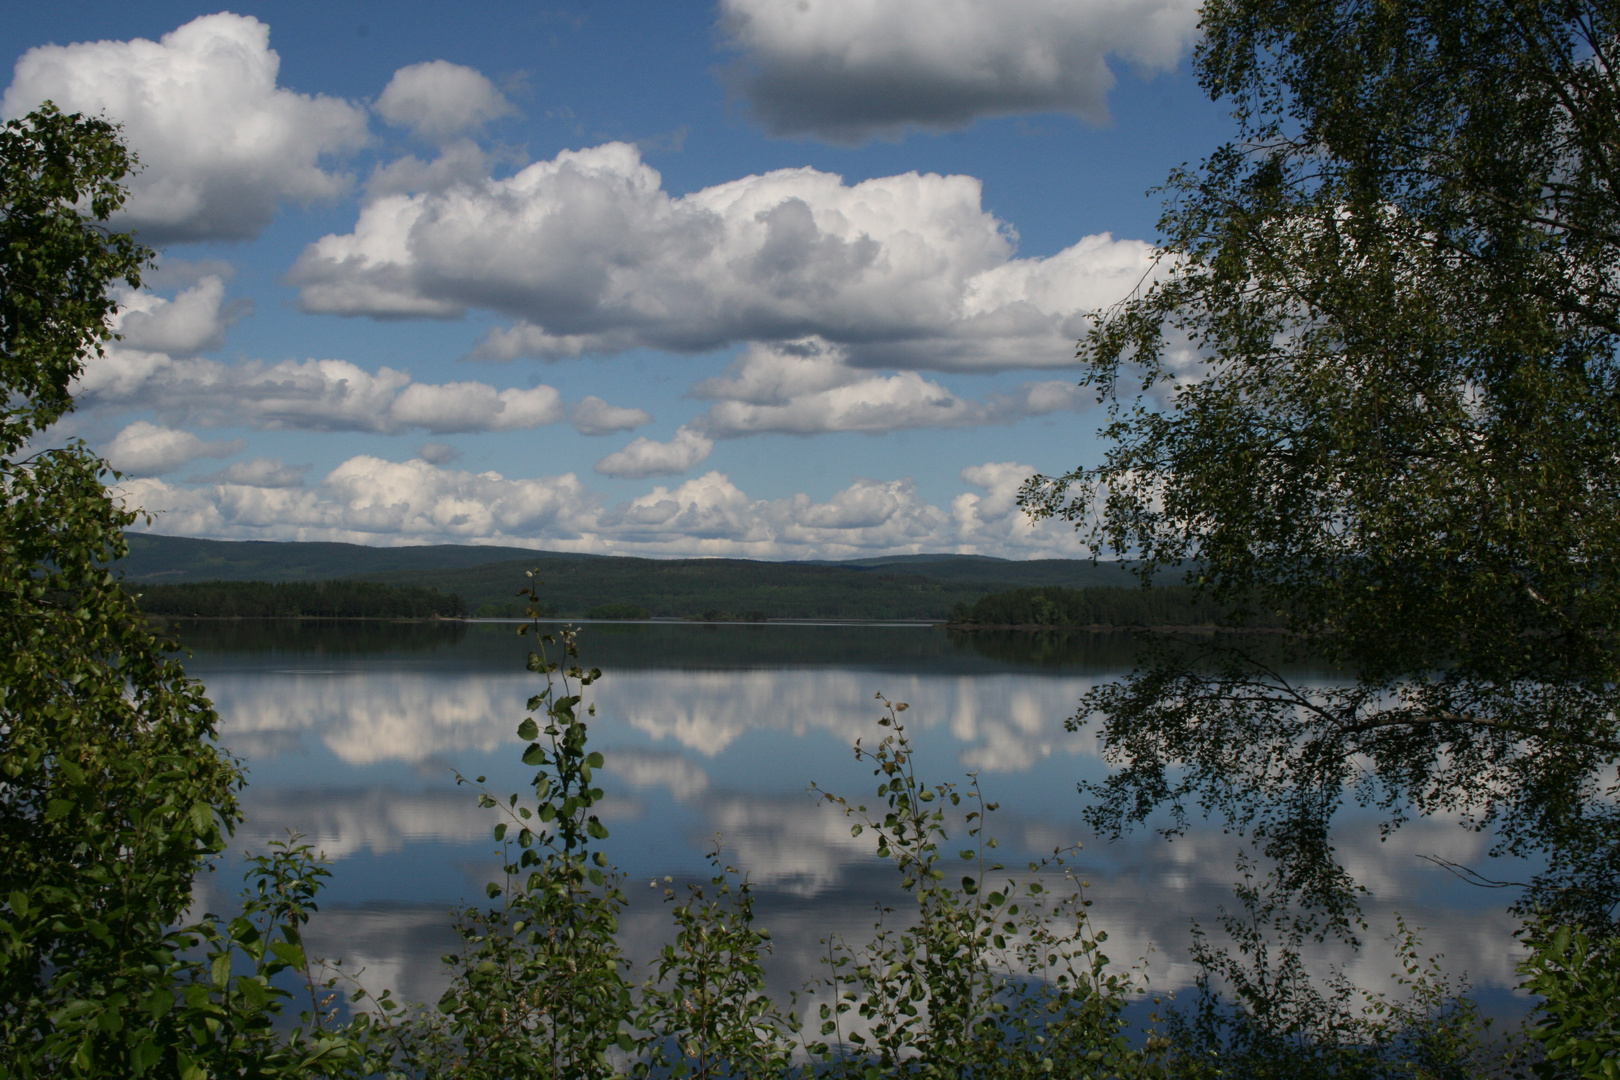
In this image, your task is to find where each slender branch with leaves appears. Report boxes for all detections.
[808,694,1159,1079]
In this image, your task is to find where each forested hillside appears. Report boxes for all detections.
[132,580,467,619]
[120,533,572,582]
[370,556,983,618]
[948,584,1250,628]
[116,534,1142,619]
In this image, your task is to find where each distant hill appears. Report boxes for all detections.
[134,580,468,619]
[814,553,1139,588]
[117,534,1143,620]
[120,534,595,582]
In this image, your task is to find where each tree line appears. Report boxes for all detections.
[130,579,468,619]
[947,583,1267,628]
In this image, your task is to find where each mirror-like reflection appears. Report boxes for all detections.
[179,620,1531,1021]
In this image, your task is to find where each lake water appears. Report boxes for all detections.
[176,619,1530,1021]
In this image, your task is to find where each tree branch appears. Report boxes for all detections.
[1334,711,1620,757]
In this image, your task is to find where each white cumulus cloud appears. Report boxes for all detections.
[717,0,1201,141]
[3,13,370,242]
[606,472,952,553]
[366,139,499,198]
[75,350,567,436]
[572,396,653,436]
[375,60,516,142]
[416,441,462,466]
[189,458,310,488]
[113,276,243,356]
[389,381,564,432]
[953,461,1050,553]
[689,339,1089,438]
[105,421,244,477]
[289,143,1158,370]
[595,427,715,479]
[119,456,597,546]
[117,459,1089,558]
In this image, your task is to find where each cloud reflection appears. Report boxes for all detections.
[208,666,1107,774]
[203,649,1530,1014]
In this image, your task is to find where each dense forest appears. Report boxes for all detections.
[130,574,1247,626]
[947,584,1256,628]
[368,557,984,619]
[116,534,1139,619]
[131,580,468,619]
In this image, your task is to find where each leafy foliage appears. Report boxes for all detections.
[0,103,387,1080]
[808,696,1159,1078]
[1519,923,1620,1079]
[0,104,240,1074]
[634,855,795,1079]
[1163,865,1493,1080]
[0,103,147,453]
[371,578,635,1079]
[1023,0,1620,930]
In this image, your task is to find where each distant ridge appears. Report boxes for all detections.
[119,534,1140,620]
[120,534,603,583]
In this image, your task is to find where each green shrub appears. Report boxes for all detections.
[1519,922,1620,1079]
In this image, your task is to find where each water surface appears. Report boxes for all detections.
[176,619,1529,1016]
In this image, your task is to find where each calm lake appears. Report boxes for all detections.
[176,619,1530,1020]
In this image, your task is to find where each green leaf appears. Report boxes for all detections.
[268,940,305,969]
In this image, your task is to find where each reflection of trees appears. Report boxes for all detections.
[178,619,1201,674]
[949,628,1343,677]
[948,628,1147,668]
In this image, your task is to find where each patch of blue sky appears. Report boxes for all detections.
[3,1,1231,557]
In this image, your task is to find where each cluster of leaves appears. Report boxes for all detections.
[369,579,636,1078]
[1162,865,1494,1080]
[1519,922,1620,1080]
[131,578,468,619]
[0,103,375,1079]
[806,695,1155,1078]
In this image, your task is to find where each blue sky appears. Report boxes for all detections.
[3,2,1228,558]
